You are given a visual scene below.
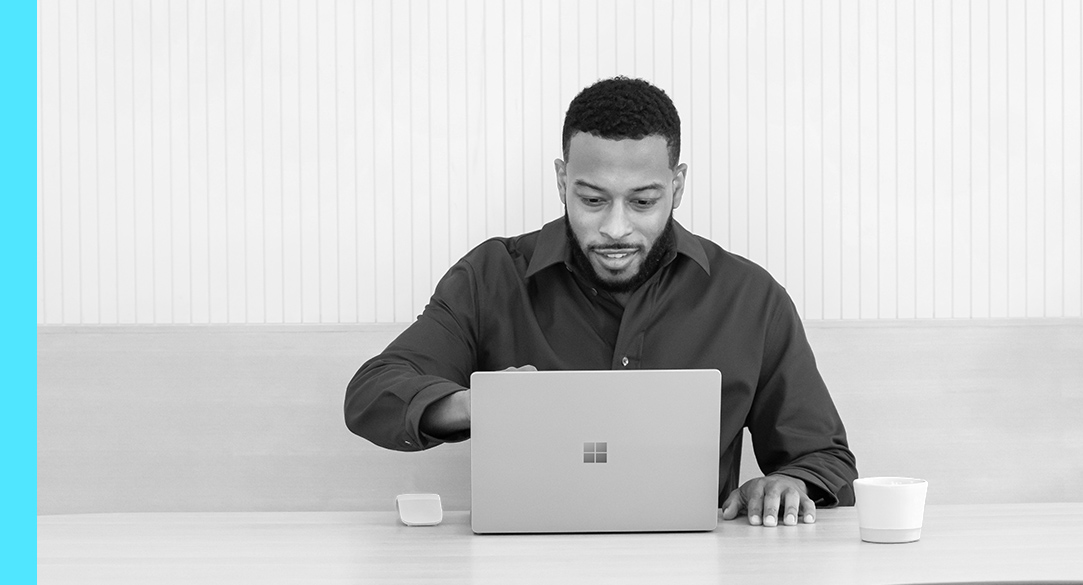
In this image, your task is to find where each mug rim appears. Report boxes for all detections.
[854,476,927,487]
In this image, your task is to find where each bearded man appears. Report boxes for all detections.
[345,77,858,528]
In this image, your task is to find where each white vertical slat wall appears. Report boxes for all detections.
[38,0,1083,324]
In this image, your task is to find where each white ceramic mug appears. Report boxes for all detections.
[854,477,928,543]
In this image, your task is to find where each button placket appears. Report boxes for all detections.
[610,282,649,371]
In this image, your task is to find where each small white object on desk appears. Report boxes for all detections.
[854,477,928,544]
[395,493,443,526]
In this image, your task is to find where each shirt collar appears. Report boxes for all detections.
[524,216,711,279]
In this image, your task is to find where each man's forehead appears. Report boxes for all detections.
[564,133,671,171]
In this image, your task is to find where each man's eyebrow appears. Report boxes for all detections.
[573,179,665,194]
[630,183,666,194]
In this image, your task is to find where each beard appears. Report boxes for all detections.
[565,211,676,294]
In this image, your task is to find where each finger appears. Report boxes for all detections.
[746,481,766,526]
[761,482,782,527]
[781,489,801,526]
[522,364,538,371]
[799,493,817,524]
[720,489,744,521]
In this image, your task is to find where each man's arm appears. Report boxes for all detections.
[752,296,857,505]
[419,390,471,438]
[344,260,480,451]
[417,365,536,438]
[723,293,858,525]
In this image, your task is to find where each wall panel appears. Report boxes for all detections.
[38,0,1083,324]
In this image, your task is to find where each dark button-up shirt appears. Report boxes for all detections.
[346,217,858,506]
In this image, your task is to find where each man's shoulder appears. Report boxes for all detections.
[686,236,799,328]
[458,228,544,275]
[693,235,780,287]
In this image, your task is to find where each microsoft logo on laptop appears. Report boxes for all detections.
[583,442,607,463]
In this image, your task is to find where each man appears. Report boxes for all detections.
[346,76,857,528]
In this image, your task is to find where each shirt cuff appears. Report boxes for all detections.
[772,468,837,507]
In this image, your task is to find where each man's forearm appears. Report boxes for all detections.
[772,448,858,507]
[419,389,471,438]
[345,356,468,450]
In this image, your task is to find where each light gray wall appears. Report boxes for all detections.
[37,320,1083,514]
[38,0,1083,325]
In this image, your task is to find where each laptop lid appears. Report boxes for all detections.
[470,369,722,534]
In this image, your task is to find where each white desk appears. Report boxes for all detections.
[38,504,1083,584]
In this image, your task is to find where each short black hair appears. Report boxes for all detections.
[562,76,681,169]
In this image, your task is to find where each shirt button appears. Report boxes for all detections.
[621,356,629,367]
[404,440,412,446]
[591,288,598,296]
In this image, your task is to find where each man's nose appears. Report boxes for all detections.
[599,202,633,241]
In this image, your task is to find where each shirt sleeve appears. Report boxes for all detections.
[745,293,859,507]
[344,259,480,451]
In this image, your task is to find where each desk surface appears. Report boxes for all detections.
[38,503,1083,584]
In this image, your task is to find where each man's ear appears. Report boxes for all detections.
[672,163,688,210]
[554,159,568,205]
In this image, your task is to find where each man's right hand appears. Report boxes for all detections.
[419,365,537,438]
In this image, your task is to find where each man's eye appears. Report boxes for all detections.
[634,199,657,208]
[581,197,605,207]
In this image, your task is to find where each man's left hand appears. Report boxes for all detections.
[720,474,816,527]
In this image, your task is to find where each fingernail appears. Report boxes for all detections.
[785,514,796,526]
[804,514,815,524]
[750,515,761,525]
[764,515,777,527]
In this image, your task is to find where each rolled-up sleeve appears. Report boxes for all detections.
[345,259,480,451]
[746,296,859,507]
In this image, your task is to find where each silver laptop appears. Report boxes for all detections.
[470,369,722,534]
